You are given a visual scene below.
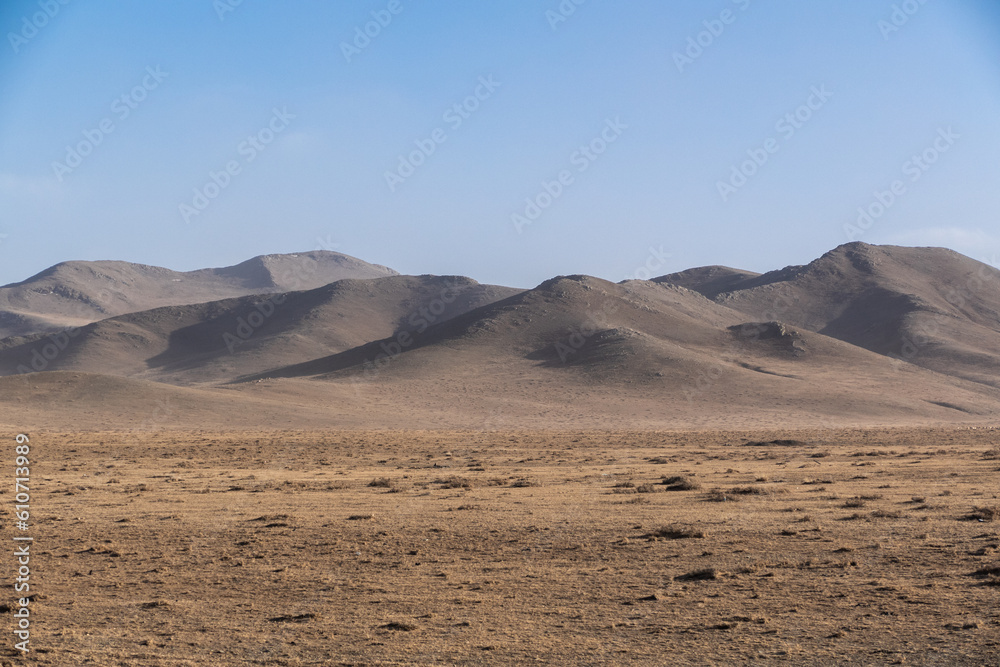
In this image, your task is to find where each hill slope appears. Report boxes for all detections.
[240,274,1000,428]
[0,275,521,384]
[657,243,1000,388]
[0,251,397,339]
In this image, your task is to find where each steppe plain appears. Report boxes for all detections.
[1,427,998,666]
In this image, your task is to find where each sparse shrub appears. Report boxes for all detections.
[436,476,472,489]
[705,489,739,502]
[662,476,701,491]
[871,509,902,519]
[511,478,538,488]
[613,481,635,489]
[636,483,657,494]
[730,485,784,496]
[970,566,1000,578]
[843,498,867,508]
[982,448,1000,460]
[675,568,718,582]
[963,506,999,522]
[368,477,393,488]
[642,525,705,540]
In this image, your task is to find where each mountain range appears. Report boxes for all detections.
[1,243,997,430]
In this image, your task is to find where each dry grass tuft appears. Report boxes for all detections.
[963,506,999,522]
[435,476,473,489]
[674,568,718,582]
[642,525,705,540]
[705,489,739,502]
[662,476,701,491]
[730,485,786,496]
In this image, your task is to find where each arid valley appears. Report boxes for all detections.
[0,243,998,664]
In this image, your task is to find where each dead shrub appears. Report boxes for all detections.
[435,476,472,489]
[642,525,705,540]
[963,506,999,522]
[730,485,784,496]
[705,489,740,502]
[662,476,700,491]
[674,568,718,582]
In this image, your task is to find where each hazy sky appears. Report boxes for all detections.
[1,0,998,288]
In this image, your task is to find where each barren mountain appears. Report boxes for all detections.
[238,274,1000,429]
[653,265,762,300]
[0,250,397,339]
[0,275,519,384]
[1,243,998,431]
[657,242,1000,388]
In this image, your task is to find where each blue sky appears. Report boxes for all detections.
[1,0,998,288]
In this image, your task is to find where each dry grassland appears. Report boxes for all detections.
[2,427,998,665]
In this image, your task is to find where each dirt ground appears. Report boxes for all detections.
[2,427,999,665]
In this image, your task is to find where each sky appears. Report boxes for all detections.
[0,0,998,289]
